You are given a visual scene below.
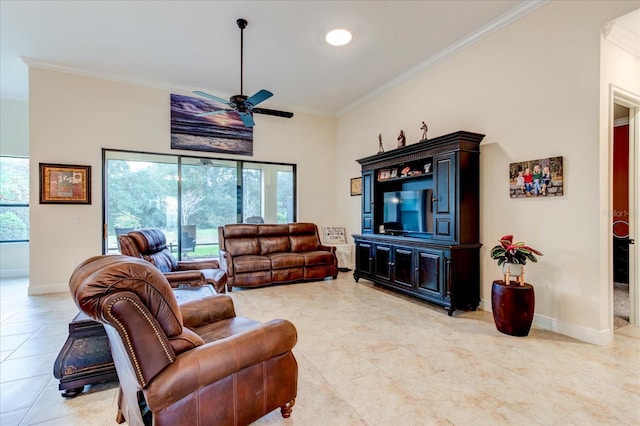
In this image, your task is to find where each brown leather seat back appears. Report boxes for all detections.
[120,228,178,272]
[70,255,187,385]
[219,224,261,256]
[288,223,321,252]
[258,224,290,255]
[70,255,184,338]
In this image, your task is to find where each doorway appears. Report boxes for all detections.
[612,89,639,330]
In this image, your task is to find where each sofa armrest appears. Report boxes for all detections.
[318,244,336,253]
[177,259,220,270]
[163,271,206,288]
[180,294,236,328]
[145,319,297,411]
[218,250,234,277]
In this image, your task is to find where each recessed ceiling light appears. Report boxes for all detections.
[326,29,352,46]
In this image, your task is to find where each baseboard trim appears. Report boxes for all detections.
[533,314,613,346]
[28,282,69,295]
[479,299,613,345]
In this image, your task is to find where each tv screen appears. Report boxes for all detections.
[382,189,433,234]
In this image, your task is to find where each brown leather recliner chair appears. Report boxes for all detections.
[118,228,227,293]
[69,255,298,426]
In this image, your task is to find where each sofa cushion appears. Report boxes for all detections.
[290,235,320,252]
[261,236,291,255]
[258,224,289,236]
[222,224,258,238]
[233,255,271,273]
[268,252,305,269]
[300,251,335,266]
[225,238,261,257]
[272,268,304,283]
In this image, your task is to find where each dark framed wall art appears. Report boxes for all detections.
[39,163,91,204]
[350,177,362,196]
[509,156,563,198]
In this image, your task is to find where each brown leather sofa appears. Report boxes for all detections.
[119,228,227,293]
[218,222,338,290]
[69,255,298,426]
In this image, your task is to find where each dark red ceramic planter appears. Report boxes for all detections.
[491,280,535,336]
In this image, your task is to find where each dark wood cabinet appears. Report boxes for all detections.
[353,131,483,314]
[361,170,375,233]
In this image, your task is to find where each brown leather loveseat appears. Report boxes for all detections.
[218,223,338,291]
[70,255,298,426]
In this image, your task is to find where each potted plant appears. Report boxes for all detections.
[489,235,543,336]
[490,234,543,285]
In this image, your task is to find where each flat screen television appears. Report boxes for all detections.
[382,189,433,235]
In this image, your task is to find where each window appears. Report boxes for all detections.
[0,156,29,242]
[104,150,295,258]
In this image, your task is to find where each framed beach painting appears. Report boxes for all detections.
[170,93,254,156]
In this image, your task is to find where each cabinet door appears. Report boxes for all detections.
[374,243,391,280]
[361,170,374,233]
[415,249,443,298]
[433,153,456,241]
[392,246,414,289]
[355,240,373,276]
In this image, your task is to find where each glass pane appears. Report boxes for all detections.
[277,169,294,223]
[243,162,294,223]
[0,206,29,241]
[243,168,262,220]
[105,152,178,254]
[181,158,237,258]
[0,156,29,204]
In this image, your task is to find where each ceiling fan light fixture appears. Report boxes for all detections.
[326,29,352,46]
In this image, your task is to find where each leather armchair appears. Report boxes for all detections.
[69,255,298,426]
[118,228,227,293]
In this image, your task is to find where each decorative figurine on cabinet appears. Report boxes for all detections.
[397,130,406,148]
[421,122,428,140]
[378,133,384,154]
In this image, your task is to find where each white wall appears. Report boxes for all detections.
[599,19,640,330]
[335,1,639,344]
[28,68,336,294]
[0,97,29,277]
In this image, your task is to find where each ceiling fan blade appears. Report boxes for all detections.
[196,109,230,117]
[245,89,273,107]
[193,90,231,106]
[252,107,294,118]
[239,112,255,127]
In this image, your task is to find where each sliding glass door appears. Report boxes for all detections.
[104,150,295,259]
[180,158,237,258]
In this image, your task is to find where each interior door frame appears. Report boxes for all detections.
[611,85,639,326]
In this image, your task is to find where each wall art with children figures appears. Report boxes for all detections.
[509,156,563,198]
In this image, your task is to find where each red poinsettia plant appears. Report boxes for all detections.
[490,235,543,266]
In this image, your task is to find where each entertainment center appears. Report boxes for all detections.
[353,130,484,315]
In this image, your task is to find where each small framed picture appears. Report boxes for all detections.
[424,163,432,173]
[39,163,91,204]
[350,177,362,196]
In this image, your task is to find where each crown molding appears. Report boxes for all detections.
[602,10,640,59]
[21,57,327,117]
[337,0,550,116]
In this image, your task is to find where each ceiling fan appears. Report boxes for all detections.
[194,18,294,128]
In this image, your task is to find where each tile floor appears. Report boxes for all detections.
[1,273,639,425]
